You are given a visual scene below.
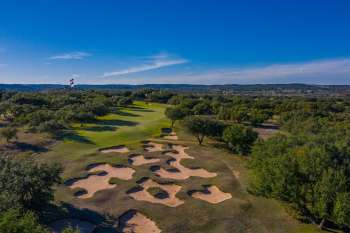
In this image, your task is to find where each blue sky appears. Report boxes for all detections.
[0,0,350,84]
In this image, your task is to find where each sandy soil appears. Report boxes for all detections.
[100,145,130,153]
[144,142,164,152]
[155,145,217,180]
[50,218,95,233]
[68,164,135,199]
[129,155,160,166]
[162,132,178,140]
[128,179,184,207]
[191,185,232,204]
[119,210,161,233]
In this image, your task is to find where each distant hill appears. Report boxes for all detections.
[0,83,350,96]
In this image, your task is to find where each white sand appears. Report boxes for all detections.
[191,185,232,204]
[100,146,130,153]
[89,164,135,180]
[155,145,217,180]
[144,142,164,152]
[130,155,160,166]
[128,179,184,207]
[120,211,161,233]
[69,164,135,199]
[163,132,178,140]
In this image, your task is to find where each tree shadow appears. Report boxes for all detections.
[256,123,280,130]
[127,106,154,112]
[97,119,138,127]
[112,109,140,117]
[83,126,117,132]
[13,142,49,153]
[43,202,117,233]
[63,132,95,145]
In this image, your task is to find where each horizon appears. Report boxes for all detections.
[1,1,350,85]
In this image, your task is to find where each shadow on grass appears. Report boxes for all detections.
[97,119,138,127]
[63,132,95,145]
[82,125,117,132]
[43,203,117,233]
[112,109,140,117]
[127,106,155,112]
[13,142,49,153]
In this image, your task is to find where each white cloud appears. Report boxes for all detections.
[102,53,187,77]
[102,58,350,84]
[49,51,91,60]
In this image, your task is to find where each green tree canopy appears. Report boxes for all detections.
[222,124,258,155]
[183,116,225,145]
[0,156,62,212]
[165,107,187,128]
[0,208,49,233]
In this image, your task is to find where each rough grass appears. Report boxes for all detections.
[37,102,326,233]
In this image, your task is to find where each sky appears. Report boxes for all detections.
[0,0,350,85]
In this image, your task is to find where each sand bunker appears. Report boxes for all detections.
[118,210,161,233]
[144,142,164,152]
[129,154,160,166]
[100,145,130,153]
[162,132,178,140]
[128,178,184,207]
[89,164,135,180]
[191,185,232,204]
[154,145,217,180]
[233,170,240,178]
[68,164,135,199]
[50,218,95,233]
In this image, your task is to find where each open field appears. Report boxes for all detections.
[37,101,325,233]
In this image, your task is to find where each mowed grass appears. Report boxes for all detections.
[40,101,326,233]
[39,101,170,178]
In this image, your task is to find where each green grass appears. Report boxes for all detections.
[39,101,169,178]
[38,101,328,233]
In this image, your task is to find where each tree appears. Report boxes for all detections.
[230,106,248,123]
[0,208,49,233]
[165,107,187,128]
[333,192,350,229]
[193,102,213,115]
[249,109,269,126]
[0,156,62,212]
[117,97,133,106]
[249,125,350,229]
[183,116,225,145]
[0,127,17,143]
[222,124,258,154]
